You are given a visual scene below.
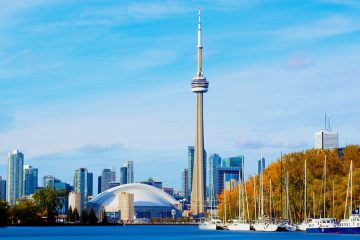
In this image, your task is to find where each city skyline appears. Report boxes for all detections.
[0,1,360,190]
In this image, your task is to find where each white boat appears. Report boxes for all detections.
[199,219,221,230]
[253,219,278,232]
[227,219,251,231]
[306,218,338,233]
[297,221,307,231]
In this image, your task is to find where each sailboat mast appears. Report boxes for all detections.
[270,179,272,218]
[261,150,264,218]
[280,152,283,219]
[324,155,326,217]
[350,160,353,215]
[253,177,256,220]
[332,181,334,218]
[304,159,307,221]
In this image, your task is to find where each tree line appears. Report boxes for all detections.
[217,146,360,222]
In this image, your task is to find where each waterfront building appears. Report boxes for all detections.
[0,176,6,201]
[7,150,24,205]
[120,167,128,185]
[68,192,81,213]
[98,176,102,194]
[74,168,88,211]
[89,183,181,220]
[258,157,265,175]
[124,161,134,184]
[87,172,93,196]
[208,154,221,203]
[23,165,38,196]
[101,169,112,192]
[190,9,209,217]
[181,168,189,202]
[118,192,134,221]
[43,175,55,188]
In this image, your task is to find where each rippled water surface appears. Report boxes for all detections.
[0,225,358,240]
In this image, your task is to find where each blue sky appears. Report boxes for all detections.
[0,0,360,191]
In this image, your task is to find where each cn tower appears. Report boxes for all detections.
[190,8,208,218]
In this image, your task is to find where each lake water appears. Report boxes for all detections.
[0,225,358,240]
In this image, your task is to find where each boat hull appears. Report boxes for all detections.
[306,227,338,233]
[253,223,278,232]
[199,223,217,230]
[227,223,251,231]
[338,227,360,234]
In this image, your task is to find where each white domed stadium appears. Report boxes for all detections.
[88,183,182,221]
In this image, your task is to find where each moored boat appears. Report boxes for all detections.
[305,218,338,233]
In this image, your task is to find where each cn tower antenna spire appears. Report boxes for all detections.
[198,7,202,47]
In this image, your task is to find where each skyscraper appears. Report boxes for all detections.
[124,161,134,184]
[190,9,209,217]
[101,169,112,192]
[7,150,24,205]
[87,172,93,196]
[120,167,128,185]
[74,168,88,211]
[23,165,38,196]
[222,156,243,168]
[182,169,189,202]
[97,176,102,194]
[43,175,55,188]
[315,114,339,149]
[258,157,265,175]
[208,154,221,202]
[0,176,6,201]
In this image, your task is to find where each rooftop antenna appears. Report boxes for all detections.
[328,114,331,131]
[324,113,327,130]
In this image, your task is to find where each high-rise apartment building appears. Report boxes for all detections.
[97,176,102,194]
[101,169,112,192]
[208,154,221,202]
[74,168,88,211]
[120,167,128,185]
[182,169,189,202]
[0,176,6,201]
[258,157,265,175]
[7,150,24,205]
[87,172,93,196]
[222,156,243,168]
[43,175,55,188]
[124,161,134,184]
[215,155,244,195]
[23,165,38,196]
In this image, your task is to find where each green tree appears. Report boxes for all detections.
[10,199,41,225]
[88,208,98,225]
[67,206,74,222]
[33,188,64,223]
[0,200,10,226]
[73,208,79,222]
[80,209,89,224]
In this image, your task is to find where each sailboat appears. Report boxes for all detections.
[306,155,338,233]
[298,159,308,231]
[338,160,360,234]
[228,164,251,231]
[253,151,278,232]
[278,172,296,232]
